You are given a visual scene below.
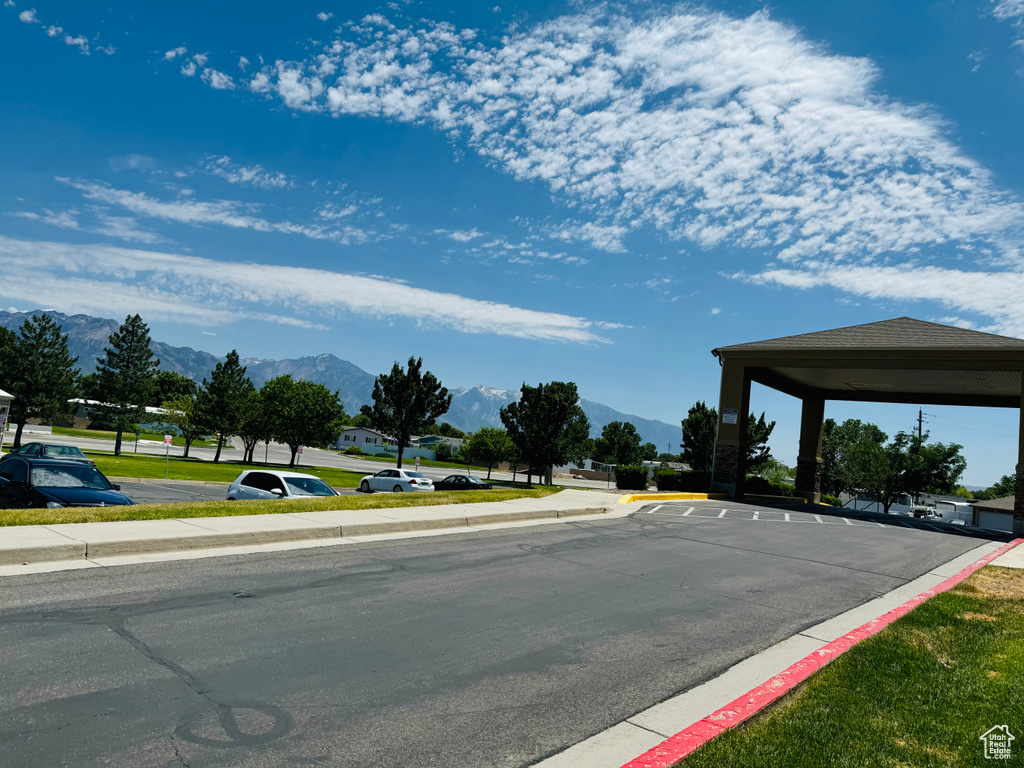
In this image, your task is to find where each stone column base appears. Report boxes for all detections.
[795,457,822,504]
[711,442,742,498]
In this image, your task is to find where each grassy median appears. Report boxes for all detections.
[86,452,365,487]
[679,565,1024,768]
[52,426,225,448]
[0,487,559,526]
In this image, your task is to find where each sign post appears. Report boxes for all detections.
[296,445,303,468]
[415,455,420,469]
[164,434,172,479]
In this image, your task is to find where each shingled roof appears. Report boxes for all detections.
[714,317,1024,354]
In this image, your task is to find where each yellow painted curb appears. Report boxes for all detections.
[617,492,728,504]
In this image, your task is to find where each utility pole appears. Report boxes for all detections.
[918,408,924,441]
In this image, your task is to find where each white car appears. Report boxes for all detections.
[359,468,435,493]
[227,470,339,500]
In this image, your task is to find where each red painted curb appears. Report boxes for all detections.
[620,537,1024,768]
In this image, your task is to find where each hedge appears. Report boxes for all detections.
[615,465,650,490]
[654,470,711,492]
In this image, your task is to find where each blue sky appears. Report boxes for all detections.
[3,1,1024,487]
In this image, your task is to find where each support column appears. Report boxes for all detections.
[710,359,750,498]
[795,394,825,504]
[1015,372,1024,537]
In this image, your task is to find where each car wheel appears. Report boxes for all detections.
[227,497,235,501]
[360,480,371,493]
[393,484,403,493]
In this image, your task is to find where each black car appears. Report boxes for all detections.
[0,457,134,509]
[0,442,95,466]
[433,474,493,491]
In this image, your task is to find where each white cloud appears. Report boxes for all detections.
[62,34,89,55]
[238,56,250,71]
[210,7,1024,330]
[201,156,293,189]
[181,60,197,77]
[192,53,209,67]
[317,11,334,22]
[4,2,16,8]
[163,46,187,60]
[993,1,1024,21]
[201,68,235,90]
[0,236,614,343]
[109,154,156,172]
[18,8,37,23]
[446,228,483,242]
[58,177,377,245]
[744,264,1024,337]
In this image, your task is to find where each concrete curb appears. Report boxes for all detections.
[0,499,623,567]
[532,537,1023,768]
[616,493,727,504]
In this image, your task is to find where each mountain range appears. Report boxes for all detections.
[0,310,681,449]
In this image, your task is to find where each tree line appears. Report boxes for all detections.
[0,313,347,464]
[2,314,663,480]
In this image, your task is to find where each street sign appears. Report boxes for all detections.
[0,415,6,427]
[297,446,303,454]
[415,456,420,468]
[164,435,173,445]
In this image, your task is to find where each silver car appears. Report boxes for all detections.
[359,468,435,493]
[227,470,339,500]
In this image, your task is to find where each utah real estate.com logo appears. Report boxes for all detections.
[980,725,1015,760]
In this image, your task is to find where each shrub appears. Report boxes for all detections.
[374,452,393,458]
[434,443,454,461]
[654,469,711,492]
[616,464,649,491]
[744,476,794,496]
[821,494,843,507]
[343,445,365,455]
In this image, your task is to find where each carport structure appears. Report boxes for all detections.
[709,317,1024,536]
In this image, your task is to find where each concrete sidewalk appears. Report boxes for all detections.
[0,489,642,573]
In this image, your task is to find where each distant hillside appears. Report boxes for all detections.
[1,310,680,448]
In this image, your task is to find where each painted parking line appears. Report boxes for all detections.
[683,507,695,516]
[717,509,728,518]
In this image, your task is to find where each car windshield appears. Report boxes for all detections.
[284,477,336,496]
[46,446,86,458]
[31,464,112,490]
[404,471,425,478]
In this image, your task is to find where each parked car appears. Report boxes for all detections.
[359,469,435,493]
[434,474,492,491]
[226,470,340,500]
[0,457,134,508]
[0,442,95,466]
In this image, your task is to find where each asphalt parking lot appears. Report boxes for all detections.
[637,498,1010,541]
[0,498,998,768]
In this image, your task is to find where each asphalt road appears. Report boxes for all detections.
[0,501,990,768]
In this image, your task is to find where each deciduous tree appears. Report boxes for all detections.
[680,402,717,474]
[464,427,513,479]
[500,381,590,486]
[160,393,205,459]
[592,421,644,466]
[371,357,451,468]
[261,375,347,467]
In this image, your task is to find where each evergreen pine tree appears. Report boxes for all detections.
[94,314,160,456]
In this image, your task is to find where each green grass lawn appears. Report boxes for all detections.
[87,451,365,488]
[51,426,225,448]
[680,566,1024,768]
[0,487,559,526]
